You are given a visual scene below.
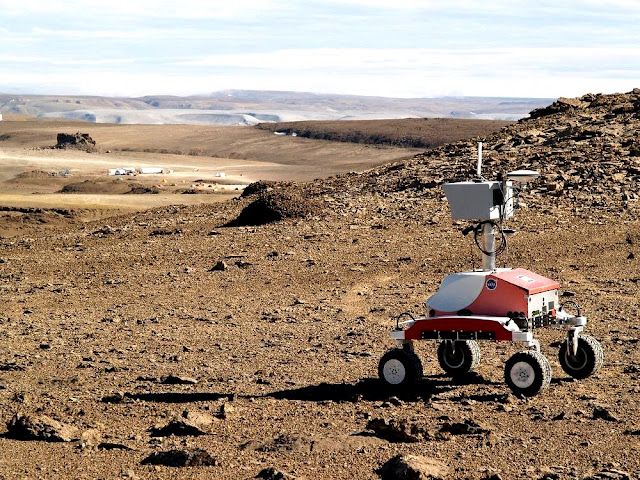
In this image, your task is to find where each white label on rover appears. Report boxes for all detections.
[517,275,535,283]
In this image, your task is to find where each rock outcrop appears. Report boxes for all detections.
[54,132,96,151]
[308,89,640,221]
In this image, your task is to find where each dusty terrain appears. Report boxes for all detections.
[0,92,639,479]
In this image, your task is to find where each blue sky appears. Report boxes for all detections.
[0,0,639,98]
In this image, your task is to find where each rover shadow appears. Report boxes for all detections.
[123,374,500,405]
[550,377,578,385]
[125,392,233,403]
[266,377,455,403]
[446,392,511,404]
[437,371,502,386]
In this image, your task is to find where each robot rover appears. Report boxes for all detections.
[378,144,603,397]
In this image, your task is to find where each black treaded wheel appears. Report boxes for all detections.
[558,335,604,379]
[437,340,481,376]
[505,350,551,397]
[378,348,423,390]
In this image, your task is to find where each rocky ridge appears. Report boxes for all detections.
[259,89,640,224]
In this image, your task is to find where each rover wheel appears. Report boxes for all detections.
[437,340,481,376]
[505,350,551,397]
[558,335,603,379]
[378,348,423,389]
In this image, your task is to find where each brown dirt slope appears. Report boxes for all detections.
[0,120,421,171]
[0,90,639,479]
[257,118,513,148]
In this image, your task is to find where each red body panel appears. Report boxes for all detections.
[404,316,514,341]
[432,268,559,317]
[463,277,528,317]
[493,268,560,294]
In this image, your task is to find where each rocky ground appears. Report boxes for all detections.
[0,90,639,479]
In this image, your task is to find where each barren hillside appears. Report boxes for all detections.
[256,118,513,148]
[0,91,639,480]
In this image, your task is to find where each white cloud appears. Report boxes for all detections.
[30,27,155,39]
[318,0,640,17]
[0,55,134,65]
[1,0,280,19]
[175,47,640,75]
[1,51,638,99]
[1,1,639,98]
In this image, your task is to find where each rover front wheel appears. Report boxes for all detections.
[437,340,481,376]
[378,348,423,390]
[558,335,603,379]
[505,350,551,397]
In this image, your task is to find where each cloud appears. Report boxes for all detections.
[0,55,134,66]
[174,47,640,76]
[1,1,639,98]
[321,0,640,15]
[30,28,155,39]
[1,0,280,19]
[2,45,638,99]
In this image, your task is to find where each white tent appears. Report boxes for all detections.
[139,167,163,174]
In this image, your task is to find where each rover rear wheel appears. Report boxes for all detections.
[437,340,481,376]
[505,350,551,397]
[378,348,423,389]
[558,335,603,379]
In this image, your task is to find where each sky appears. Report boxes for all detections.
[0,0,639,99]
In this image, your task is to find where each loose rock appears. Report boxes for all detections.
[366,418,430,443]
[217,402,236,419]
[585,468,630,480]
[160,374,198,385]
[439,419,491,435]
[140,448,217,467]
[101,392,125,403]
[377,454,448,480]
[209,261,228,272]
[149,410,213,437]
[256,467,297,480]
[592,406,620,422]
[6,414,79,442]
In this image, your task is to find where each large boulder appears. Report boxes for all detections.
[377,455,448,480]
[55,132,96,151]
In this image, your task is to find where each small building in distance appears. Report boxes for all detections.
[108,167,137,176]
[139,167,164,174]
[0,113,3,121]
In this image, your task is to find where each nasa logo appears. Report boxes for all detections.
[486,278,497,291]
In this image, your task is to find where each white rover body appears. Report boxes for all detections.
[378,144,603,397]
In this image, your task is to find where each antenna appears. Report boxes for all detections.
[476,142,486,181]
